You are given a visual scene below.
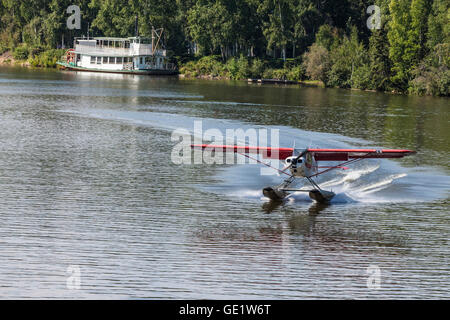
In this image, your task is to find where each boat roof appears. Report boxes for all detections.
[75,36,151,41]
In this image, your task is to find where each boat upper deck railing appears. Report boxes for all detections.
[73,36,166,56]
[74,44,166,57]
[74,36,154,44]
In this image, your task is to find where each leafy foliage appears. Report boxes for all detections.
[302,43,330,84]
[0,0,447,95]
[12,46,29,60]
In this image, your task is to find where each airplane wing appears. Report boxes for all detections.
[191,144,415,160]
[190,144,294,160]
[308,148,416,161]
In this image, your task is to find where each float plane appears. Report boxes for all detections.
[191,144,416,203]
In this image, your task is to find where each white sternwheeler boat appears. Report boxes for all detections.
[57,28,177,75]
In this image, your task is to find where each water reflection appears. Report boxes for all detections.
[308,202,330,215]
[262,199,329,215]
[261,200,283,213]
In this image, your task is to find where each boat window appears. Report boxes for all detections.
[97,57,101,64]
[90,56,95,64]
[116,57,122,64]
[140,57,143,64]
[103,56,108,63]
[109,57,115,64]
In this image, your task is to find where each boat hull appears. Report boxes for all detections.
[57,62,178,76]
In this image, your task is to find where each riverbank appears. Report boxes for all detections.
[1,52,445,96]
[177,54,449,97]
[178,55,305,82]
[178,72,325,87]
[0,47,65,68]
[177,55,325,87]
[0,51,30,67]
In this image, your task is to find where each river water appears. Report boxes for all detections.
[0,66,448,299]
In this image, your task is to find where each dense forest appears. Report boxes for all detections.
[0,0,448,96]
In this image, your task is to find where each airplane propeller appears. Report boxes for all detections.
[280,144,308,173]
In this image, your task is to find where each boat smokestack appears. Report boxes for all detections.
[135,15,139,37]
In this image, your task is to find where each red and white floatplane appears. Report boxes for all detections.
[191,144,416,203]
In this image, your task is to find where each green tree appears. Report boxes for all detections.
[187,1,233,57]
[258,0,291,60]
[409,0,431,63]
[409,43,449,96]
[388,0,432,91]
[315,24,336,50]
[327,26,369,89]
[409,0,449,96]
[89,0,135,37]
[290,0,321,57]
[367,0,392,91]
[427,0,450,51]
[388,0,413,90]
[369,28,392,91]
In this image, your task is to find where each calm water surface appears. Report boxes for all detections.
[0,66,449,299]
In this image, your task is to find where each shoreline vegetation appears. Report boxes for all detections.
[0,48,66,68]
[0,49,443,95]
[0,1,448,96]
